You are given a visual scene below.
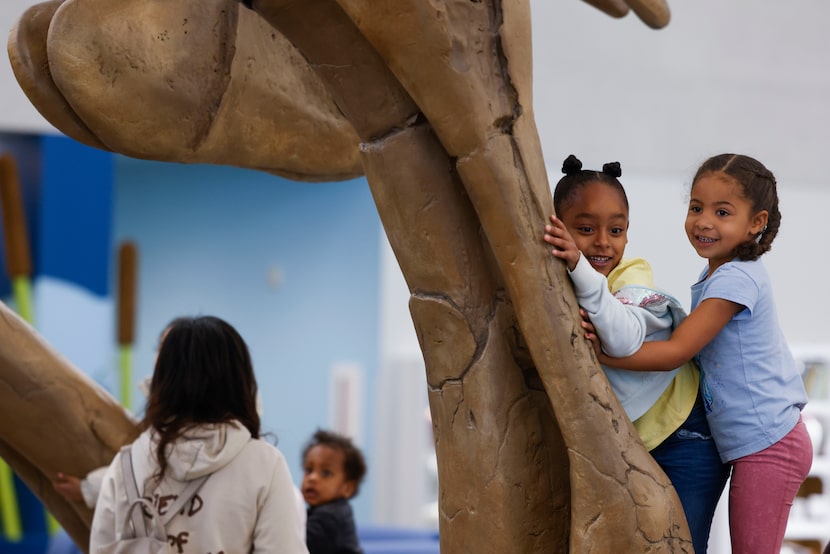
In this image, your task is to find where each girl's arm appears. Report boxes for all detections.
[545,215,659,357]
[596,297,743,371]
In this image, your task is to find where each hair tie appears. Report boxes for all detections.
[561,155,583,175]
[602,162,622,178]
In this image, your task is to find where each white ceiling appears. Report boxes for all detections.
[2,0,827,187]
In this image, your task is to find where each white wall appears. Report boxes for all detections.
[531,1,830,185]
[1,1,56,134]
[530,0,830,346]
[373,235,435,527]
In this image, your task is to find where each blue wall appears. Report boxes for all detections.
[39,137,113,296]
[112,157,382,522]
[0,133,385,539]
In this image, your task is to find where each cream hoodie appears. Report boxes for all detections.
[90,421,308,553]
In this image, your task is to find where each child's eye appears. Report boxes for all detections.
[716,209,730,217]
[688,206,701,214]
[576,226,593,234]
[610,227,624,236]
[322,470,333,478]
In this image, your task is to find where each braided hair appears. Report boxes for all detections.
[553,154,628,216]
[692,153,780,261]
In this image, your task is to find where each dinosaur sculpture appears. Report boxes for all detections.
[4,0,692,551]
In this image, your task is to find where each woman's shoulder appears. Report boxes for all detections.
[212,437,292,489]
[240,435,286,459]
[238,437,295,476]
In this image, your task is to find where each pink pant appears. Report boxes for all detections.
[728,417,813,554]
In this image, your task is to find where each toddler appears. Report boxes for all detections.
[301,429,366,554]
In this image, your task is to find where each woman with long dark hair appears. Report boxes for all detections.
[90,315,308,553]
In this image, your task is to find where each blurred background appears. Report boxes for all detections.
[0,1,828,552]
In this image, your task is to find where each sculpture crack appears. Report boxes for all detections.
[310,62,353,70]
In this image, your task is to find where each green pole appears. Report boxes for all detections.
[0,461,21,542]
[0,154,33,540]
[11,278,32,324]
[10,277,59,535]
[120,345,133,410]
[0,278,33,541]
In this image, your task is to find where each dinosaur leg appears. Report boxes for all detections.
[248,0,570,549]
[318,0,692,550]
[312,0,690,552]
[364,123,571,551]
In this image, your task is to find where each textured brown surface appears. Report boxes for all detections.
[581,0,670,26]
[254,0,689,550]
[625,0,671,29]
[0,302,138,549]
[116,242,138,346]
[8,0,363,181]
[362,123,571,551]
[0,154,32,277]
[2,0,687,552]
[6,0,108,150]
[582,0,631,18]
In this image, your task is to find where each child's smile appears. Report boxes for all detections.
[585,255,615,271]
[685,173,767,275]
[690,235,718,248]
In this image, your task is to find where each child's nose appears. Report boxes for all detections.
[695,214,713,229]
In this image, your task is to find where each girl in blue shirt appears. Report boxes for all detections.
[594,153,811,554]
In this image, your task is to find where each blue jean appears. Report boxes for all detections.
[650,402,730,554]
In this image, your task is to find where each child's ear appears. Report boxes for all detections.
[750,210,769,235]
[341,480,356,499]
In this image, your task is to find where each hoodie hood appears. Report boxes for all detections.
[133,421,252,482]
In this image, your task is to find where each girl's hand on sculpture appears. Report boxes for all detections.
[52,473,84,503]
[544,215,580,272]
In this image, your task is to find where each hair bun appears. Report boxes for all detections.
[561,155,583,175]
[602,161,622,178]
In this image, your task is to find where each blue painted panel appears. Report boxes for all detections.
[38,135,113,297]
[14,476,46,536]
[0,476,50,554]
